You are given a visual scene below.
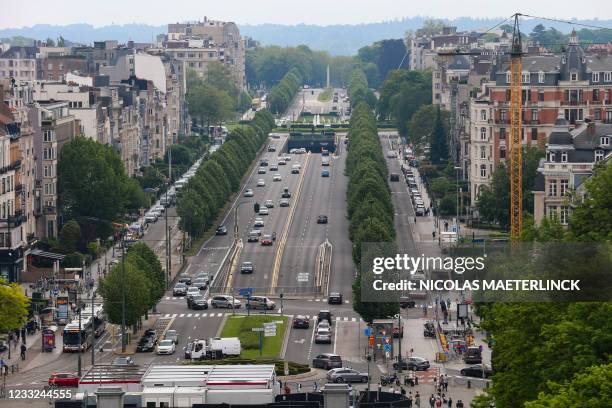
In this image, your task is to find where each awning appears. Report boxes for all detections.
[29,249,66,260]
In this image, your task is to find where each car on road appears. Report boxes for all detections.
[321,169,330,177]
[392,356,431,371]
[318,310,333,325]
[248,231,260,242]
[389,173,400,182]
[284,155,291,161]
[317,215,328,224]
[327,293,343,304]
[211,295,242,309]
[293,315,310,329]
[461,364,494,378]
[178,273,192,285]
[260,235,273,246]
[259,159,268,166]
[326,368,369,383]
[415,206,425,216]
[112,356,135,366]
[314,326,332,344]
[322,158,330,166]
[264,200,275,208]
[187,294,208,310]
[254,218,264,228]
[136,336,156,352]
[273,174,282,182]
[192,278,208,290]
[173,282,187,296]
[270,164,279,171]
[258,207,269,216]
[144,213,158,223]
[281,188,291,198]
[164,330,179,344]
[196,271,212,284]
[244,189,254,197]
[291,164,301,174]
[156,339,176,355]
[258,167,267,174]
[186,286,201,298]
[387,150,398,158]
[278,159,286,165]
[246,296,275,310]
[216,225,228,235]
[464,346,483,364]
[279,198,290,207]
[257,179,265,187]
[312,353,342,370]
[240,262,254,274]
[267,145,276,152]
[48,373,80,387]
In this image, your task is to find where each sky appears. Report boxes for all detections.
[1,0,612,28]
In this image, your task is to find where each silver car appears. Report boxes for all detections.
[326,368,369,383]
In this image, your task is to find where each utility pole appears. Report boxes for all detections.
[77,288,82,376]
[91,292,95,365]
[165,147,172,289]
[121,232,126,353]
[397,311,402,374]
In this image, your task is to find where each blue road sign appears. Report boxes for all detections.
[472,238,485,243]
[52,289,59,297]
[384,343,392,353]
[364,327,372,337]
[239,288,253,297]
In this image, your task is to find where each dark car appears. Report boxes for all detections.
[317,310,333,325]
[312,353,343,370]
[461,364,494,378]
[326,368,369,383]
[281,188,291,198]
[293,315,310,329]
[463,346,483,364]
[240,262,254,274]
[392,356,430,371]
[389,173,400,182]
[317,215,328,224]
[260,159,268,166]
[136,336,156,352]
[173,282,187,296]
[328,293,343,304]
[178,273,192,285]
[187,294,209,310]
[192,278,208,290]
[215,225,228,235]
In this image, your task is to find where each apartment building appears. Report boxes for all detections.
[38,54,87,81]
[411,26,481,72]
[165,18,246,90]
[0,46,37,81]
[533,116,611,226]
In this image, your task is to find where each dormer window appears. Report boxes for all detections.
[601,136,610,146]
[592,72,600,82]
[561,151,568,162]
[605,72,612,82]
[538,71,545,83]
[570,72,578,81]
[595,150,604,162]
[549,151,556,162]
[522,72,530,84]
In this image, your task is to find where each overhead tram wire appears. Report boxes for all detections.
[520,14,612,31]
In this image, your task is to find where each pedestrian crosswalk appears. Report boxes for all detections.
[160,312,363,322]
[164,296,351,303]
[307,298,350,304]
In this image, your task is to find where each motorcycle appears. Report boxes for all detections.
[380,373,400,386]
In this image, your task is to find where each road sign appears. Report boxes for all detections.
[472,238,485,243]
[252,328,264,332]
[364,327,372,337]
[239,288,253,297]
[51,289,59,297]
[297,273,309,282]
[384,343,392,353]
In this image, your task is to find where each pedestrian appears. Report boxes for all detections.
[313,380,318,392]
[444,375,449,392]
[435,396,443,407]
[297,383,302,392]
[429,394,436,408]
[433,376,438,390]
[456,400,464,408]
[284,384,291,395]
[432,230,436,239]
[415,391,421,408]
[444,221,449,231]
[20,343,26,360]
[447,397,453,407]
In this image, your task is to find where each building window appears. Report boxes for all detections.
[499,128,506,139]
[531,109,538,122]
[592,72,600,82]
[538,71,545,83]
[548,205,557,219]
[601,136,610,146]
[548,180,557,197]
[595,109,601,120]
[500,110,507,122]
[480,146,486,159]
[505,72,511,84]
[435,83,441,89]
[43,130,54,142]
[593,89,600,101]
[560,206,569,225]
[607,110,612,122]
[604,72,612,82]
[595,150,604,161]
[480,127,487,140]
[561,151,568,162]
[480,165,486,178]
[500,147,506,159]
[480,110,487,121]
[560,179,569,196]
[538,91,545,102]
[531,128,538,140]
[522,72,530,84]
[570,72,578,81]
[549,151,556,162]
[435,71,441,79]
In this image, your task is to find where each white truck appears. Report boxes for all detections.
[186,337,241,360]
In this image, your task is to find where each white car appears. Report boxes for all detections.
[273,174,282,182]
[257,179,265,187]
[156,339,176,355]
[278,159,286,165]
[258,167,267,174]
[244,189,254,197]
[254,218,265,228]
[258,207,269,216]
[144,213,157,223]
[186,286,200,298]
[264,200,275,208]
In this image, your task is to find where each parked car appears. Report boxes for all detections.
[317,215,328,224]
[392,356,430,371]
[244,189,254,197]
[48,373,79,387]
[327,368,369,383]
[211,295,241,309]
[312,353,342,370]
[216,225,228,235]
[144,213,157,223]
[293,315,310,329]
[240,262,254,274]
[164,330,179,344]
[328,293,343,304]
[460,364,494,378]
[156,340,176,355]
[173,283,187,296]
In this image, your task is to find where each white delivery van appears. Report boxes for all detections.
[209,337,241,357]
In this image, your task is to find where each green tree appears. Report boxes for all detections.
[45,38,55,46]
[415,19,445,37]
[137,166,164,190]
[429,106,448,164]
[0,279,29,333]
[409,104,450,148]
[187,83,235,129]
[58,219,81,253]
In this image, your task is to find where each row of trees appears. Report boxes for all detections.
[347,69,376,110]
[267,68,304,114]
[0,279,30,335]
[356,39,408,88]
[176,110,275,237]
[347,102,398,323]
[98,243,164,329]
[473,162,612,407]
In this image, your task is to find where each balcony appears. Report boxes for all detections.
[43,205,56,215]
[560,100,583,106]
[15,183,24,194]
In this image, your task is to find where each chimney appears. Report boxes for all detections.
[587,121,595,136]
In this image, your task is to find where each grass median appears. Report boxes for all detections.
[220,315,288,359]
[317,88,332,102]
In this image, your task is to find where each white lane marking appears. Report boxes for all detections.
[179,314,185,317]
[202,313,207,317]
[217,313,223,317]
[172,314,177,318]
[187,314,193,317]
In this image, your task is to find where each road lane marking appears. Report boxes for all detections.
[179,314,185,317]
[187,314,192,317]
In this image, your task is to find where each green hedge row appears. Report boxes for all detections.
[177,110,275,237]
[268,67,304,114]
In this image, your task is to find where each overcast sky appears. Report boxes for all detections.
[2,0,612,28]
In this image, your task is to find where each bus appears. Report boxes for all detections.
[62,305,105,352]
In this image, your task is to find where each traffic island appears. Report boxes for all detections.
[220,315,288,359]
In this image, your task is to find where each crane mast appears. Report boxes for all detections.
[509,14,523,241]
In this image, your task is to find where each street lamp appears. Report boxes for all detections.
[454,166,462,233]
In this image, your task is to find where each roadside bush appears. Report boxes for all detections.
[241,332,260,350]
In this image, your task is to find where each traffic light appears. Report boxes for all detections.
[254,202,260,213]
